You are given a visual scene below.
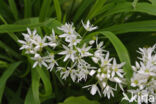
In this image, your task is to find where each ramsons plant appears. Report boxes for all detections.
[0,0,156,104]
[18,21,156,104]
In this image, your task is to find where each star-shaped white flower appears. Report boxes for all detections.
[31,54,48,68]
[81,20,98,31]
[46,29,57,48]
[45,53,58,71]
[77,44,92,57]
[59,45,76,62]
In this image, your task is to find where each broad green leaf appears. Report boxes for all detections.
[0,18,60,33]
[37,68,52,97]
[81,31,133,79]
[0,61,21,103]
[103,20,156,34]
[0,14,19,42]
[96,2,156,24]
[24,87,36,104]
[24,0,32,18]
[53,0,62,22]
[59,96,99,104]
[8,0,18,20]
[31,68,40,104]
[39,0,52,22]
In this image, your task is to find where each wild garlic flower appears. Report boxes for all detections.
[123,44,156,104]
[58,23,75,35]
[33,35,48,52]
[45,53,58,71]
[18,28,38,54]
[59,45,76,62]
[46,29,57,48]
[31,54,48,68]
[82,20,98,31]
[77,44,92,57]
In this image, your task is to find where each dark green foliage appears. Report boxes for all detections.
[0,0,155,104]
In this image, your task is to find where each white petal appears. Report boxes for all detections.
[114,77,122,83]
[90,85,98,95]
[89,70,96,76]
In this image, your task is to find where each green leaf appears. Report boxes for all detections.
[31,69,40,104]
[103,20,156,34]
[0,61,21,103]
[37,68,52,97]
[39,0,52,22]
[0,54,14,62]
[86,0,106,21]
[81,31,133,79]
[0,0,13,22]
[8,0,18,20]
[96,2,156,24]
[73,0,94,23]
[24,87,36,104]
[0,18,60,33]
[24,0,32,18]
[149,0,156,5]
[0,60,8,68]
[0,41,21,59]
[59,96,99,104]
[53,0,62,22]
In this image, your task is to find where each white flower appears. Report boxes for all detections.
[31,54,48,68]
[24,28,37,39]
[58,63,78,82]
[130,72,147,89]
[18,28,39,54]
[137,44,156,63]
[59,45,76,62]
[67,67,77,82]
[58,23,75,35]
[83,84,101,96]
[58,67,70,80]
[77,44,92,57]
[18,39,34,54]
[101,52,112,66]
[81,20,98,31]
[77,59,96,81]
[111,58,125,78]
[67,36,81,46]
[103,85,116,99]
[33,35,48,51]
[46,29,57,48]
[45,53,58,71]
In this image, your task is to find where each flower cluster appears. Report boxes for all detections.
[18,28,58,70]
[83,41,125,98]
[123,44,156,104]
[18,20,126,99]
[19,20,156,102]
